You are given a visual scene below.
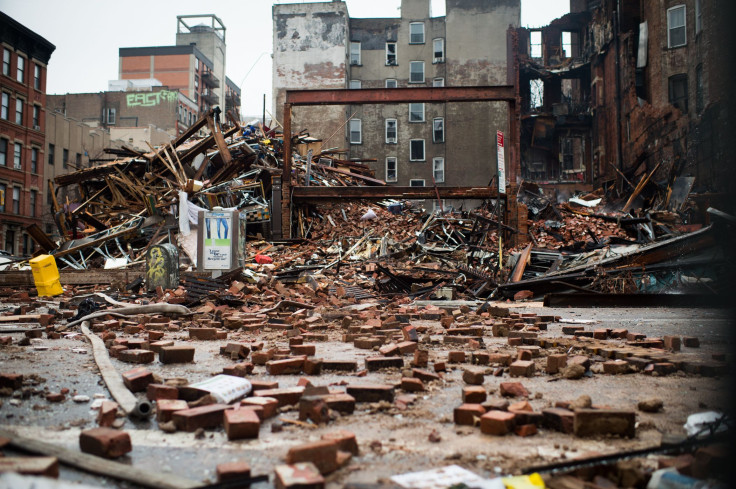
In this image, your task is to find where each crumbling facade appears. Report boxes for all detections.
[512,0,735,209]
[273,0,520,206]
[0,12,55,256]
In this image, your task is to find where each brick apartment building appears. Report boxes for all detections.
[0,12,55,256]
[273,0,520,207]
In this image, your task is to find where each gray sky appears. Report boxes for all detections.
[0,0,568,118]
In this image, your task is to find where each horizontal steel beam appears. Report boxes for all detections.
[285,86,516,105]
[292,186,500,201]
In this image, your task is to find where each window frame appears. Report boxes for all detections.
[385,118,397,144]
[530,30,543,58]
[433,38,445,63]
[33,64,41,90]
[409,179,425,187]
[409,103,425,123]
[0,138,7,167]
[433,77,445,87]
[106,107,116,124]
[409,61,425,83]
[0,182,5,213]
[433,117,445,143]
[409,139,425,161]
[433,157,445,183]
[386,42,397,66]
[29,189,37,217]
[667,5,687,48]
[15,97,23,125]
[13,142,22,170]
[2,49,9,77]
[350,41,361,65]
[385,78,397,88]
[47,143,54,165]
[12,186,20,214]
[695,0,702,34]
[668,73,688,114]
[385,157,398,182]
[349,80,362,89]
[32,104,40,129]
[1,92,8,120]
[349,119,362,144]
[409,22,425,44]
[63,148,69,169]
[16,55,25,83]
[31,147,38,173]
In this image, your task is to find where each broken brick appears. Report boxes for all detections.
[462,368,485,385]
[97,401,118,427]
[267,357,306,375]
[480,410,516,435]
[573,409,636,438]
[118,349,154,364]
[172,404,228,432]
[156,399,189,423]
[286,440,338,475]
[509,360,535,377]
[499,382,529,398]
[121,367,154,393]
[346,384,394,403]
[454,403,486,425]
[224,407,261,440]
[216,461,251,484]
[79,428,132,459]
[159,346,195,364]
[462,386,487,404]
[274,462,324,489]
[146,383,178,401]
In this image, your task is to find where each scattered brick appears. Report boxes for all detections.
[158,346,195,364]
[543,408,575,434]
[79,428,132,459]
[411,349,429,368]
[346,384,394,403]
[480,410,516,435]
[224,407,261,440]
[0,373,23,390]
[286,440,339,475]
[0,456,59,477]
[546,354,568,374]
[321,430,359,456]
[267,357,307,375]
[573,409,636,438]
[323,393,356,414]
[146,383,178,401]
[365,356,403,371]
[462,386,487,404]
[602,360,630,375]
[254,387,304,407]
[663,336,681,351]
[172,404,228,431]
[509,360,535,377]
[400,377,424,392]
[499,382,529,398]
[683,336,700,348]
[97,400,118,427]
[299,396,330,424]
[462,368,485,385]
[216,461,251,484]
[121,367,154,393]
[241,396,279,418]
[118,349,155,364]
[274,462,324,489]
[189,327,217,340]
[515,424,538,437]
[454,403,486,425]
[156,399,189,423]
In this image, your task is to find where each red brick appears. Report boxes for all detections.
[516,350,532,361]
[250,380,279,391]
[683,336,700,348]
[146,383,178,401]
[286,440,338,475]
[189,327,217,340]
[568,355,590,370]
[663,336,681,351]
[411,349,429,368]
[266,357,306,375]
[508,400,533,412]
[108,345,128,358]
[223,362,255,377]
[46,392,65,402]
[488,353,513,366]
[448,351,466,363]
[241,396,278,418]
[546,354,568,374]
[299,396,329,424]
[462,386,487,404]
[593,329,609,340]
[480,410,516,435]
[321,430,359,456]
[499,382,529,398]
[610,329,628,339]
[121,367,154,393]
[346,384,394,403]
[156,399,188,423]
[172,404,228,431]
[323,393,355,414]
[365,356,403,371]
[148,330,165,341]
[291,344,316,356]
[515,424,538,437]
[573,409,636,438]
[0,373,23,390]
[412,368,441,382]
[379,343,400,356]
[434,361,447,372]
[602,360,629,375]
[126,338,149,350]
[149,340,174,353]
[224,408,261,440]
[303,357,323,375]
[159,346,195,364]
[79,428,132,458]
[509,360,535,377]
[274,463,324,489]
[543,408,575,433]
[462,368,485,385]
[400,377,424,392]
[402,326,418,342]
[97,401,118,427]
[454,403,486,426]
[0,456,59,477]
[254,387,304,407]
[397,341,417,354]
[118,349,154,364]
[216,461,251,483]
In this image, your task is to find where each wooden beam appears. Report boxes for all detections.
[291,186,499,202]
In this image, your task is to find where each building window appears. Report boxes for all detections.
[410,61,425,83]
[530,79,544,109]
[32,105,40,129]
[433,77,445,87]
[12,187,20,214]
[350,41,361,65]
[668,5,687,48]
[2,49,9,76]
[15,98,23,125]
[433,157,445,183]
[385,119,397,143]
[106,108,116,124]
[30,190,36,217]
[349,80,362,89]
[1,93,8,120]
[31,147,38,173]
[409,179,425,187]
[695,0,702,34]
[0,183,5,212]
[410,139,425,161]
[409,103,424,122]
[433,38,445,63]
[409,22,424,44]
[562,31,572,58]
[530,31,542,58]
[386,157,397,182]
[34,64,41,90]
[433,118,445,142]
[13,143,21,170]
[669,74,688,114]
[386,42,397,65]
[48,143,54,165]
[349,119,362,144]
[16,56,25,83]
[696,64,704,113]
[0,139,6,166]
[385,79,397,88]
[63,148,69,169]
[76,153,81,169]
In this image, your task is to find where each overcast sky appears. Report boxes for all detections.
[0,0,568,118]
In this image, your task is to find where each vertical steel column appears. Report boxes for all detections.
[281,103,292,239]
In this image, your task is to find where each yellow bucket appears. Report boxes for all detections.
[29,255,63,297]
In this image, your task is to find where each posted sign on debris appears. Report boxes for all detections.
[197,210,239,273]
[497,130,506,194]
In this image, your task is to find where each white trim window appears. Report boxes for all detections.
[16,56,25,83]
[33,64,41,90]
[385,118,397,143]
[410,61,424,83]
[13,142,22,170]
[0,138,6,166]
[409,22,425,44]
[31,147,38,173]
[386,157,397,182]
[409,103,424,122]
[349,119,362,144]
[433,77,445,87]
[349,80,362,89]
[15,98,23,125]
[409,179,425,187]
[385,78,397,88]
[106,108,116,124]
[386,42,397,65]
[433,38,445,63]
[433,157,445,183]
[667,5,687,48]
[1,92,8,120]
[695,0,702,34]
[2,49,9,77]
[433,117,445,142]
[350,41,361,65]
[409,139,425,161]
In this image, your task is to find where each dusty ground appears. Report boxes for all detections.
[0,300,733,488]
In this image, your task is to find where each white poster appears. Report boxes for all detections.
[496,130,506,194]
[203,211,232,269]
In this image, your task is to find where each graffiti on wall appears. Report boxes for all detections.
[126,90,178,108]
